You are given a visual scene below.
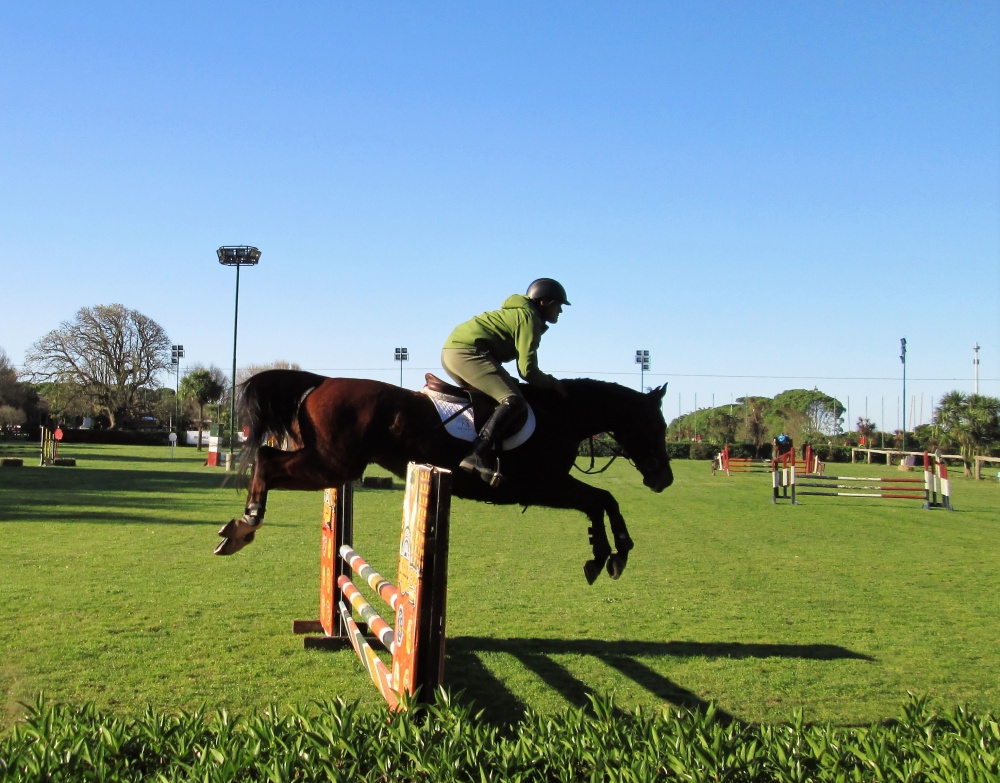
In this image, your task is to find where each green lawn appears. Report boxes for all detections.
[1,440,998,731]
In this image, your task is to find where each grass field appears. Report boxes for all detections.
[1,440,998,733]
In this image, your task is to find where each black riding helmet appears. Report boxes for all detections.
[526,278,571,306]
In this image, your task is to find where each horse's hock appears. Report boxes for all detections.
[293,463,452,711]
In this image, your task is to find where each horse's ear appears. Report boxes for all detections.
[649,383,667,403]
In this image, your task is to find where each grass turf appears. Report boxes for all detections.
[1,440,998,730]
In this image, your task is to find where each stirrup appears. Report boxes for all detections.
[459,452,504,488]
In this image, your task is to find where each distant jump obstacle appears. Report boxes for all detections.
[715,444,822,476]
[293,463,452,711]
[39,428,58,466]
[39,427,75,467]
[771,451,952,510]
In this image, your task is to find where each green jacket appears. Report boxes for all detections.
[443,294,560,389]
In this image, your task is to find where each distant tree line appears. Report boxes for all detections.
[667,389,846,454]
[666,387,1000,475]
[3,303,998,472]
[0,304,298,450]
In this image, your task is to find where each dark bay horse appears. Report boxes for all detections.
[215,370,673,583]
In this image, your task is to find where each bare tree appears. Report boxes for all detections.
[0,347,18,405]
[237,360,302,386]
[25,304,171,429]
[738,396,768,455]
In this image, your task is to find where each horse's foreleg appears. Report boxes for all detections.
[521,476,633,584]
[584,521,612,585]
[587,491,633,581]
[605,504,634,581]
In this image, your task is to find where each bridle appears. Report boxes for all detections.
[574,429,669,482]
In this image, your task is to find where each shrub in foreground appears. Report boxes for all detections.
[1,693,997,782]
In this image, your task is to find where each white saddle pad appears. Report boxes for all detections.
[421,387,535,451]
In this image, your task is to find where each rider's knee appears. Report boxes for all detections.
[499,394,527,417]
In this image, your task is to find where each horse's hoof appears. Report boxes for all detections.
[584,560,602,584]
[606,553,628,580]
[214,519,255,556]
[217,519,238,539]
[615,534,634,554]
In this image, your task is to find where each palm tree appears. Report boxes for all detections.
[740,397,768,457]
[856,417,876,446]
[180,369,226,450]
[933,391,1000,477]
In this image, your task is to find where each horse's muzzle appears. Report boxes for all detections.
[643,463,673,492]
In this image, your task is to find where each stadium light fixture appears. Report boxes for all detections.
[218,246,261,459]
[395,347,409,387]
[635,349,650,391]
[171,344,184,435]
[899,338,907,452]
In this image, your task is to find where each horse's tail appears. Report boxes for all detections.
[236,369,327,475]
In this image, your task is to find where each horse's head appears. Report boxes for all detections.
[610,383,673,492]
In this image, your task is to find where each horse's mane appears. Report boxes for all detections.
[521,378,651,426]
[559,378,646,405]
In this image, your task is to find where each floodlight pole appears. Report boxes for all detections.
[635,349,650,392]
[218,246,261,458]
[973,343,980,395]
[395,347,409,386]
[899,338,907,452]
[171,344,184,436]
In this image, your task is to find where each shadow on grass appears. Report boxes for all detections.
[57,452,197,464]
[446,636,874,725]
[0,466,240,525]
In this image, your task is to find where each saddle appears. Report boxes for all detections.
[421,373,536,450]
[423,373,471,397]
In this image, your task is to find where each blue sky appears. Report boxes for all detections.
[2,2,997,432]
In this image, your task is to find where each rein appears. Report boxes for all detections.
[574,434,626,475]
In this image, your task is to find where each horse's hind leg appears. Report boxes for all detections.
[215,449,274,555]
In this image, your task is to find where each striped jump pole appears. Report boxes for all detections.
[293,463,452,710]
[39,428,55,466]
[772,454,791,503]
[924,451,953,510]
[771,447,826,502]
[772,452,952,509]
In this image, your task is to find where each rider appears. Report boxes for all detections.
[441,278,570,486]
[774,433,795,459]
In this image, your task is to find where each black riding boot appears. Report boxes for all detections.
[459,396,526,487]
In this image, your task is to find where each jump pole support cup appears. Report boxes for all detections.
[293,463,452,711]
